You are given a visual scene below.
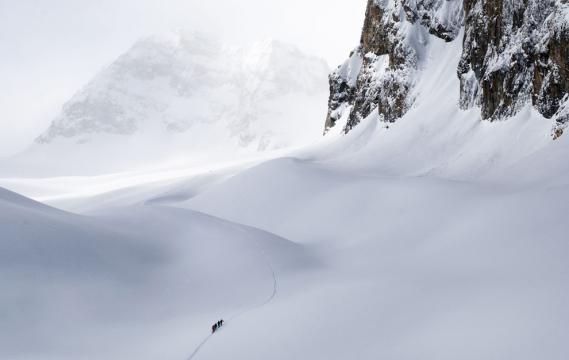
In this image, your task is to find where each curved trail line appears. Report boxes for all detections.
[187,334,212,360]
[186,236,278,360]
[228,247,277,321]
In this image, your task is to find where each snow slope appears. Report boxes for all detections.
[0,186,316,360]
[182,159,568,360]
[1,21,569,360]
[160,34,569,359]
[177,36,569,355]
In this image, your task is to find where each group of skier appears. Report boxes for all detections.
[212,319,224,334]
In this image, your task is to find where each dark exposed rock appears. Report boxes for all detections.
[324,51,360,132]
[341,2,415,133]
[325,0,569,139]
[402,0,465,42]
[324,0,464,134]
[324,78,357,132]
[458,0,569,131]
[338,0,412,133]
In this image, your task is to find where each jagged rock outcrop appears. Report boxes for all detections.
[402,0,465,41]
[325,0,464,134]
[326,0,569,138]
[458,0,569,137]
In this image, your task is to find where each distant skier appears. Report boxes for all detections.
[218,319,224,328]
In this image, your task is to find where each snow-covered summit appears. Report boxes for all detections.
[35,31,329,157]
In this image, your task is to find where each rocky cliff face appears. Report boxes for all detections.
[325,0,464,133]
[326,0,569,138]
[459,0,569,137]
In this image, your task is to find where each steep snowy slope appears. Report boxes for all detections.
[325,0,569,137]
[325,0,465,133]
[3,31,329,176]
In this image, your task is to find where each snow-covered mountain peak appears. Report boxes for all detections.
[36,31,328,142]
[27,32,329,174]
[37,31,230,142]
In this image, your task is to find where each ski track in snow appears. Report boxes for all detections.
[186,335,213,360]
[186,233,278,360]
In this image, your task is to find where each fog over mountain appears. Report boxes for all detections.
[2,32,329,175]
[0,0,366,157]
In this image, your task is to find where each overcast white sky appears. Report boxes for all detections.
[0,0,366,157]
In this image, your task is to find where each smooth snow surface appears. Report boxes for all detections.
[0,187,314,359]
[1,33,568,360]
